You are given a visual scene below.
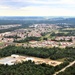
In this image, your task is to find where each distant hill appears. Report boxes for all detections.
[0,16,75,28]
[0,16,45,20]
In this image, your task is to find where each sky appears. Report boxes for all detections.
[0,0,75,16]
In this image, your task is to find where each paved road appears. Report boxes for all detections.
[53,61,75,75]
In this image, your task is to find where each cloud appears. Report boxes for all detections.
[0,0,75,16]
[61,0,75,4]
[7,0,75,5]
[0,5,10,9]
[0,0,75,8]
[0,5,74,16]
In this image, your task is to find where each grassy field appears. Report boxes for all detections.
[57,58,66,62]
[62,28,75,30]
[0,42,4,46]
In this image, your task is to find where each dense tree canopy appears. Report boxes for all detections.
[0,46,75,61]
[57,64,75,75]
[0,46,72,75]
[14,37,41,43]
[0,60,70,75]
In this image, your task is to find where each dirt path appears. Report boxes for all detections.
[53,60,75,75]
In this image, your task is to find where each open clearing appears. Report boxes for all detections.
[0,54,62,66]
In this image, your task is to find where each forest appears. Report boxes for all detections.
[50,32,75,36]
[0,46,75,62]
[0,45,74,75]
[0,60,69,75]
[57,64,75,75]
[14,37,41,43]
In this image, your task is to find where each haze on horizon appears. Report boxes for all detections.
[0,0,75,16]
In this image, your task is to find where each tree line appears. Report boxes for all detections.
[0,45,72,75]
[0,46,75,61]
[0,59,69,75]
[57,64,75,75]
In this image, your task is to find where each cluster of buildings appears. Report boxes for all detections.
[0,24,21,30]
[0,24,75,66]
[29,40,73,48]
[55,36,75,41]
[0,24,75,48]
[29,24,60,29]
[29,24,60,33]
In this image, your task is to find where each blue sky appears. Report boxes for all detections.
[0,0,75,16]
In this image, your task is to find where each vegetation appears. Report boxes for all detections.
[0,17,75,75]
[0,27,21,33]
[14,37,41,43]
[57,64,75,75]
[51,32,69,36]
[50,27,75,37]
[0,45,71,75]
[4,35,21,39]
[0,46,75,62]
[51,38,72,42]
[0,61,55,75]
[0,60,70,75]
